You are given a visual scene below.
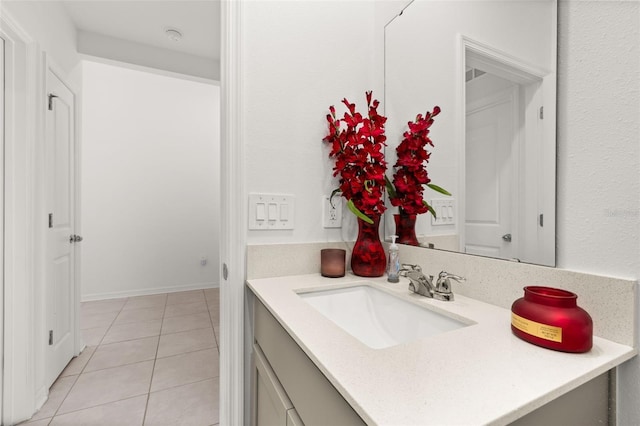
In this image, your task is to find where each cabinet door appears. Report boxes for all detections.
[253,343,294,426]
[254,299,366,425]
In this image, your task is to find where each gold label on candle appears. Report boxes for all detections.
[511,313,562,342]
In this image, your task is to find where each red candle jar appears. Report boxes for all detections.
[511,286,593,353]
[320,249,346,278]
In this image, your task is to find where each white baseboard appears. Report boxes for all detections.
[81,281,219,302]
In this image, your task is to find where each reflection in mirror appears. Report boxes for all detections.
[384,0,556,266]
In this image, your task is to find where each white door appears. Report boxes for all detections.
[45,68,77,388]
[465,87,517,259]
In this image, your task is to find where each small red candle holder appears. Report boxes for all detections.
[511,286,593,353]
[320,249,346,278]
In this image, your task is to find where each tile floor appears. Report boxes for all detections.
[22,288,220,426]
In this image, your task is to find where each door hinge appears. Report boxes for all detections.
[48,93,58,111]
[49,213,53,228]
[539,106,544,119]
[539,213,544,227]
[49,330,53,345]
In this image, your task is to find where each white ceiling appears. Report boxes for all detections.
[62,1,220,61]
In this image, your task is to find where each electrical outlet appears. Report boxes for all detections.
[323,195,342,228]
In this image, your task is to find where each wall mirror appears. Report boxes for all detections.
[384,0,557,266]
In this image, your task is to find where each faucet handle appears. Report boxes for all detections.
[399,264,421,276]
[435,271,466,294]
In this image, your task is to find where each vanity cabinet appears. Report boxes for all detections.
[511,371,610,426]
[253,297,611,426]
[252,299,366,426]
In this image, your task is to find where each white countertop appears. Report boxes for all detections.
[247,273,637,426]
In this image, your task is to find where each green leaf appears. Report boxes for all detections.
[427,183,451,196]
[385,175,397,199]
[426,203,437,218]
[347,199,373,224]
[422,200,437,218]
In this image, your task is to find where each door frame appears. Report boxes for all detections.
[1,7,82,423]
[1,8,40,424]
[219,1,247,425]
[457,35,556,266]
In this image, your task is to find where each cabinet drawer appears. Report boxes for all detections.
[254,343,294,425]
[254,299,366,426]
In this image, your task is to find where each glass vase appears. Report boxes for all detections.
[351,215,386,277]
[394,211,420,246]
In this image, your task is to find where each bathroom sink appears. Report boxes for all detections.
[299,285,469,349]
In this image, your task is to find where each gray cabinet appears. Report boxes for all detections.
[253,342,299,426]
[511,371,611,426]
[252,299,365,426]
[252,297,610,426]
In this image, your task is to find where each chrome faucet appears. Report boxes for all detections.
[400,264,465,301]
[400,264,435,297]
[434,271,466,301]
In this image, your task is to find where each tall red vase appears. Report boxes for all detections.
[393,211,420,246]
[351,215,386,277]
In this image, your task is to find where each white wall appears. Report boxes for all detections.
[554,1,639,423]
[2,1,78,76]
[81,60,220,300]
[78,31,220,81]
[556,1,639,279]
[244,0,376,245]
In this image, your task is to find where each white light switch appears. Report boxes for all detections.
[256,203,266,221]
[431,198,455,226]
[268,203,277,220]
[249,194,295,230]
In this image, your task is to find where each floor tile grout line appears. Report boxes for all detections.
[148,375,220,396]
[28,374,78,425]
[206,293,220,346]
[155,341,218,361]
[47,297,131,421]
[160,324,213,337]
[79,298,128,331]
[142,292,169,426]
[86,297,129,349]
[72,330,216,374]
[43,393,150,423]
[41,290,219,425]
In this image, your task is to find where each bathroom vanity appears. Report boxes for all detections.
[248,274,636,426]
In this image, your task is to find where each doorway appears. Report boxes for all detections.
[460,42,548,264]
[0,1,224,422]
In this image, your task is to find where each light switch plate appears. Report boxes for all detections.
[249,193,295,230]
[430,198,455,226]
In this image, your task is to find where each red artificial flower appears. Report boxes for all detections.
[389,106,441,215]
[322,92,387,219]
